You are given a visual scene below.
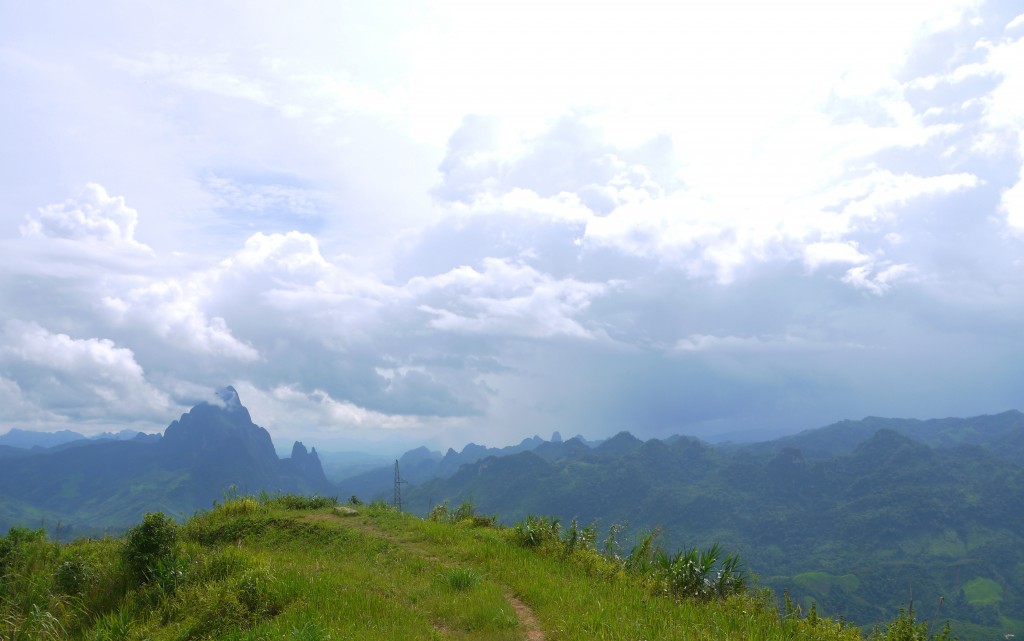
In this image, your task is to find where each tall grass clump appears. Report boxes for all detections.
[264,494,338,510]
[510,515,746,602]
[438,567,481,592]
[427,499,496,527]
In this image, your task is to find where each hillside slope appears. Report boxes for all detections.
[405,430,1024,638]
[1,497,950,641]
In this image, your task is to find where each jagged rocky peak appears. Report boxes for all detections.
[290,440,320,461]
[216,386,244,411]
[283,440,328,485]
[161,385,274,463]
[551,431,563,443]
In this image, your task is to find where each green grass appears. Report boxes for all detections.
[0,496,961,641]
[962,577,1003,606]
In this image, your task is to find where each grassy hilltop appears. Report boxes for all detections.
[1,495,954,641]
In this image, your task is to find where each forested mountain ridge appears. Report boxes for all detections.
[0,387,331,536]
[396,418,1024,638]
[734,409,1024,462]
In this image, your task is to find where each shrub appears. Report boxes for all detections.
[427,501,451,523]
[512,515,562,548]
[0,526,47,574]
[221,496,262,516]
[428,499,496,527]
[122,512,178,585]
[266,494,338,510]
[54,554,92,596]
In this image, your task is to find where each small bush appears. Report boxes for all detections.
[266,494,338,510]
[122,512,178,585]
[221,496,262,516]
[427,501,451,523]
[512,515,561,548]
[54,554,92,596]
[0,525,47,573]
[428,499,496,527]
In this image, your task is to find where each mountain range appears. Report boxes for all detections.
[322,412,1024,637]
[3,396,1022,636]
[0,387,330,537]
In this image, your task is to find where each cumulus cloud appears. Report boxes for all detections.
[102,279,260,361]
[230,381,446,447]
[20,183,152,252]
[0,321,172,421]
[412,259,610,340]
[223,231,332,277]
[2,1,1023,449]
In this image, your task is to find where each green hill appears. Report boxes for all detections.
[0,496,955,641]
[402,430,1024,638]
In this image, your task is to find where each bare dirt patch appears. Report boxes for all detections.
[300,513,337,522]
[506,593,545,641]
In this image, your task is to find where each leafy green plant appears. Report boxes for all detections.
[512,515,562,548]
[53,554,91,596]
[121,512,178,585]
[867,608,958,641]
[265,494,338,510]
[427,500,451,523]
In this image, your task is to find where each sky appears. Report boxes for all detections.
[1,1,1023,453]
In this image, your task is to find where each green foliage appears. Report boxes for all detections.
[428,499,496,527]
[867,608,958,641]
[121,511,178,586]
[427,499,451,522]
[654,543,747,601]
[439,567,481,591]
[403,422,1024,636]
[511,514,562,548]
[0,492,976,641]
[510,516,746,603]
[263,493,338,510]
[962,577,1002,606]
[0,526,47,574]
[53,554,91,596]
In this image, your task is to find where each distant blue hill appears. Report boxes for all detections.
[0,427,153,450]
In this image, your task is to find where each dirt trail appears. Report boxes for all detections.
[326,510,546,640]
[505,592,545,641]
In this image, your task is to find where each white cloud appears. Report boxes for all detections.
[102,279,260,361]
[804,242,871,270]
[674,333,864,354]
[842,263,914,295]
[449,189,593,224]
[20,183,152,252]
[231,381,428,444]
[2,0,1023,447]
[1,321,171,416]
[412,258,610,340]
[223,231,331,277]
[837,171,981,222]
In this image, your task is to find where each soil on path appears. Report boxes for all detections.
[506,592,545,641]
